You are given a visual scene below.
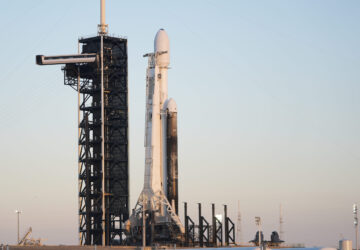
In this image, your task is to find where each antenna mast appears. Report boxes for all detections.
[98,0,108,35]
[99,0,107,245]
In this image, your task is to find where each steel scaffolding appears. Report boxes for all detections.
[64,35,129,245]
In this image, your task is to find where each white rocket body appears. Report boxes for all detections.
[127,29,183,235]
[143,29,172,197]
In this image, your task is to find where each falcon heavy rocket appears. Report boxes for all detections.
[125,29,183,244]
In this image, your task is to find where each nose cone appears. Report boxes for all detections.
[154,29,170,67]
[165,98,177,113]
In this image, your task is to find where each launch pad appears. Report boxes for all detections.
[35,0,239,247]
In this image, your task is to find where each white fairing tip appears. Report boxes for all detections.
[166,98,177,113]
[154,29,170,67]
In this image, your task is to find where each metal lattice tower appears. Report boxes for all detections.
[35,0,129,246]
[64,35,129,245]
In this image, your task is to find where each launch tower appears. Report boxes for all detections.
[36,0,129,246]
[66,35,129,246]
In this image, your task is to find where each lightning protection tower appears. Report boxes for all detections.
[237,201,242,245]
[279,204,284,240]
[36,0,129,246]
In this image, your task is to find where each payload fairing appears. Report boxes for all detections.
[126,29,183,243]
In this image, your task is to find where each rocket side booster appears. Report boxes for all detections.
[165,98,178,214]
[126,29,183,242]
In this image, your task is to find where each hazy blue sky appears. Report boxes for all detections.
[0,0,359,247]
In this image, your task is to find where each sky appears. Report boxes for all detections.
[0,0,359,247]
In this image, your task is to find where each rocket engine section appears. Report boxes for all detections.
[165,99,178,215]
